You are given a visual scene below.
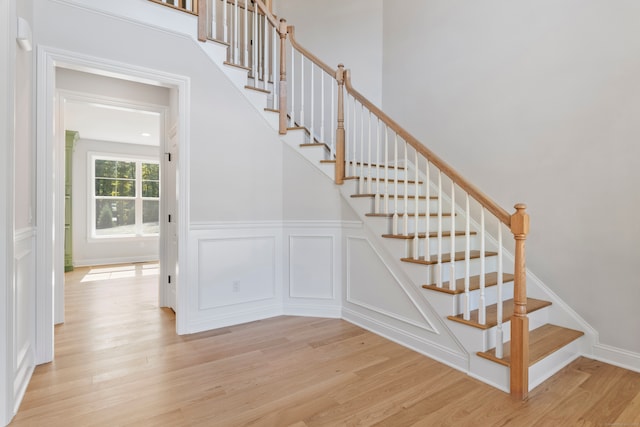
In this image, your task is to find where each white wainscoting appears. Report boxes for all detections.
[282,221,354,318]
[13,228,36,414]
[186,221,358,333]
[188,222,283,333]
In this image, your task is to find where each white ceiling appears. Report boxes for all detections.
[64,100,161,146]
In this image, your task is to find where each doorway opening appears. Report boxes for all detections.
[36,48,190,364]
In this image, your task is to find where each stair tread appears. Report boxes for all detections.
[351,194,437,200]
[477,324,585,367]
[344,176,423,184]
[367,212,454,218]
[223,61,251,71]
[245,85,270,94]
[206,37,231,47]
[345,161,406,170]
[401,250,497,266]
[300,142,331,151]
[423,272,514,295]
[264,108,279,113]
[383,231,477,240]
[447,297,551,330]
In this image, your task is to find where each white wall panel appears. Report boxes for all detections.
[13,228,35,415]
[346,236,435,332]
[198,236,276,309]
[289,235,333,300]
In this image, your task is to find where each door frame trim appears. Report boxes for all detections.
[36,45,191,363]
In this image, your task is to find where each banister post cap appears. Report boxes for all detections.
[511,203,529,236]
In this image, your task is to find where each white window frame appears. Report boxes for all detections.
[89,152,160,240]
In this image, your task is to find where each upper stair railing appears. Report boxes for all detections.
[150,0,198,14]
[163,0,531,399]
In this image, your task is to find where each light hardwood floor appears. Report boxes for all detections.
[11,264,640,426]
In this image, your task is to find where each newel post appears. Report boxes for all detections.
[278,19,288,135]
[510,203,530,399]
[334,64,346,185]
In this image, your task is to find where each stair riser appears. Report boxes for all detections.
[384,235,481,259]
[365,215,459,236]
[402,256,499,285]
[358,197,449,215]
[346,166,410,182]
[344,179,426,198]
[448,306,550,352]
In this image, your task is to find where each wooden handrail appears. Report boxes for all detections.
[253,0,279,29]
[287,26,337,78]
[343,70,512,227]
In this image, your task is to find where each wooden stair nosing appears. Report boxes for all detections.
[351,194,437,200]
[422,272,514,295]
[206,37,231,47]
[344,176,423,184]
[401,250,498,266]
[264,107,279,113]
[300,142,331,152]
[366,212,454,218]
[245,85,270,94]
[446,297,551,330]
[223,61,251,71]
[383,230,477,240]
[477,324,585,367]
[345,161,406,170]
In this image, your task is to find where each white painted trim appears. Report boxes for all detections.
[342,308,468,372]
[190,220,362,231]
[345,235,438,333]
[591,343,640,373]
[185,306,283,334]
[36,47,191,366]
[2,1,17,423]
[282,305,342,318]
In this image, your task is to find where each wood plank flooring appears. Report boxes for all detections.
[10,263,640,426]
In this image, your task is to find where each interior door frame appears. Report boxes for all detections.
[36,46,191,364]
[55,89,171,321]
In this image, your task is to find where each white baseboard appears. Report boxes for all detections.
[591,343,640,373]
[342,307,467,373]
[73,256,159,267]
[185,305,283,335]
[283,304,341,319]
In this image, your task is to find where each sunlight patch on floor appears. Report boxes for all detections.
[79,262,159,282]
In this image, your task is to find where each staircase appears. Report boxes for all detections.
[162,0,590,398]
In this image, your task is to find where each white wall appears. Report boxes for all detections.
[274,0,383,106]
[71,138,160,266]
[382,1,640,355]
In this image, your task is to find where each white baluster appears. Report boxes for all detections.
[374,116,381,213]
[464,193,470,321]
[449,180,456,291]
[211,0,217,39]
[344,94,350,166]
[424,160,430,262]
[234,0,239,63]
[223,0,228,44]
[367,111,372,194]
[392,133,399,235]
[358,104,365,194]
[402,141,409,236]
[351,99,357,177]
[243,0,248,67]
[413,150,420,260]
[330,79,335,153]
[271,24,277,102]
[299,53,305,127]
[479,208,486,325]
[383,125,389,215]
[262,13,267,86]
[289,47,295,125]
[320,71,325,144]
[251,1,257,82]
[496,223,504,358]
[310,63,315,143]
[271,25,277,108]
[436,171,443,287]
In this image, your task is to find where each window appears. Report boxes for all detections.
[92,155,160,238]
